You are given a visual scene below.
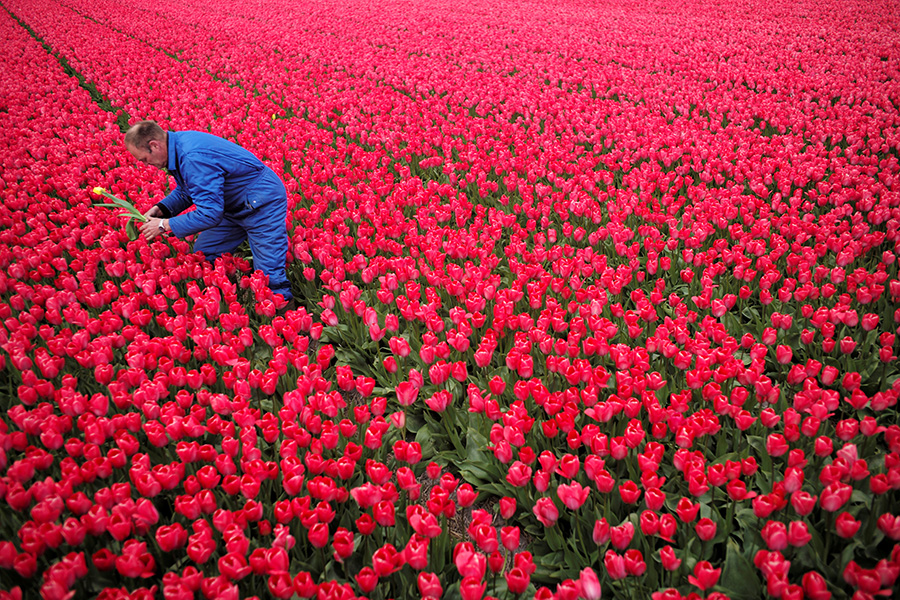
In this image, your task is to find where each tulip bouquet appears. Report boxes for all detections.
[1,0,900,599]
[91,187,149,241]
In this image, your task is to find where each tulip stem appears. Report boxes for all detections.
[577,530,589,561]
[823,511,834,560]
[724,497,735,541]
[732,427,743,455]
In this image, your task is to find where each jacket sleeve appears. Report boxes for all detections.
[168,155,226,238]
[157,185,192,218]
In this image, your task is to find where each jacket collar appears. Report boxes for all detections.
[167,132,178,172]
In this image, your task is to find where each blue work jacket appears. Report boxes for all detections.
[158,131,286,238]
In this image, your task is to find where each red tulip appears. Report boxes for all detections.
[406,505,440,538]
[814,436,834,457]
[618,480,641,504]
[623,549,646,576]
[532,497,559,527]
[500,497,516,519]
[418,572,442,598]
[787,521,811,547]
[557,481,590,510]
[609,522,634,550]
[578,567,602,600]
[388,336,411,357]
[373,501,396,526]
[403,534,430,570]
[695,517,717,541]
[501,526,520,551]
[459,576,486,600]
[802,571,832,600]
[454,543,487,580]
[332,527,354,560]
[506,461,532,487]
[395,381,418,406]
[877,514,900,539]
[659,545,681,571]
[218,552,251,581]
[372,543,402,577]
[603,550,626,580]
[506,567,530,594]
[775,345,792,364]
[292,572,317,598]
[263,572,292,599]
[675,497,700,522]
[687,561,721,591]
[457,483,478,507]
[765,434,789,456]
[761,520,788,550]
[820,482,852,512]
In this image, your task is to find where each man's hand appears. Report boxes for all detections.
[143,205,164,219]
[140,218,167,241]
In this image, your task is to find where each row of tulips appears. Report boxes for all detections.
[1,0,900,598]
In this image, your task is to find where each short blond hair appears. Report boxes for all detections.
[124,121,166,152]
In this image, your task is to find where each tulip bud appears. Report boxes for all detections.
[578,567,602,600]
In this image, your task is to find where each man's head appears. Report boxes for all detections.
[124,121,168,169]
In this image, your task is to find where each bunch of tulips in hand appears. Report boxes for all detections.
[91,187,149,241]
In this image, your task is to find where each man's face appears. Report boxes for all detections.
[127,139,167,169]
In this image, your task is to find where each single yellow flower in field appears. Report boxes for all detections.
[92,186,107,195]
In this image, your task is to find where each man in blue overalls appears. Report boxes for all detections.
[125,121,294,306]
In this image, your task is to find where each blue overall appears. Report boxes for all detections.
[155,131,293,301]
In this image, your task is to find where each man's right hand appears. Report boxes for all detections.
[144,205,164,219]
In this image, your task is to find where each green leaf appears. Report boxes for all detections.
[850,489,871,507]
[741,305,760,322]
[746,435,772,474]
[415,427,436,458]
[96,195,148,220]
[126,219,138,241]
[545,525,565,551]
[474,482,512,497]
[719,538,762,600]
[536,551,564,567]
[722,312,740,332]
[465,413,490,459]
[734,508,760,539]
[459,464,501,488]
[861,357,881,380]
[806,521,826,566]
[840,539,859,567]
[405,413,425,434]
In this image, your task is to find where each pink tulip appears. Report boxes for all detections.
[578,567,602,600]
[532,497,559,527]
[557,481,590,510]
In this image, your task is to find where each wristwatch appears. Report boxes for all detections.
[158,219,169,234]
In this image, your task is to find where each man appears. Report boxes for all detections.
[125,120,294,305]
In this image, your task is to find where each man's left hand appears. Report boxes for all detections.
[140,218,168,241]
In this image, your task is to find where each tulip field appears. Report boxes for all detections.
[2,0,900,598]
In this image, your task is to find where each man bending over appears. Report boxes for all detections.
[125,120,294,305]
